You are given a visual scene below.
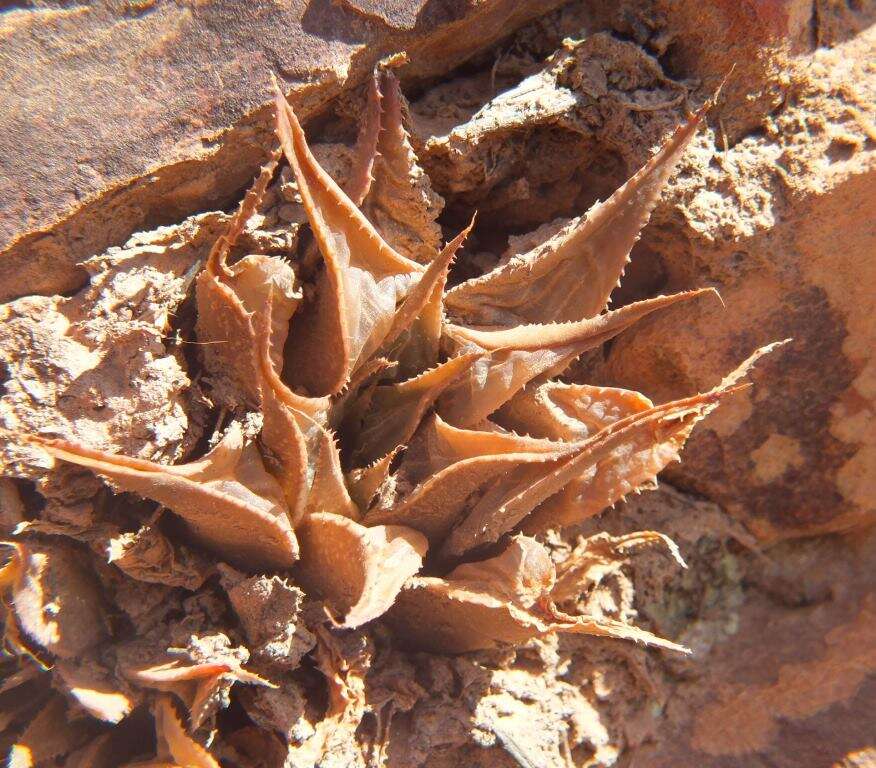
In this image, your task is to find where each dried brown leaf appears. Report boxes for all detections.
[387,565,685,655]
[304,422,360,520]
[522,343,783,534]
[54,660,134,724]
[379,220,473,377]
[131,659,274,730]
[274,86,425,396]
[552,530,685,603]
[8,695,93,768]
[445,535,555,609]
[346,448,398,510]
[256,302,331,523]
[345,71,382,207]
[2,540,106,659]
[352,352,480,467]
[153,696,221,768]
[364,69,445,263]
[365,416,571,543]
[438,289,716,426]
[445,107,706,326]
[29,423,299,570]
[195,151,294,409]
[493,382,652,441]
[283,627,370,766]
[295,512,427,628]
[107,524,211,591]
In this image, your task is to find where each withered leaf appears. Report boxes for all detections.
[378,220,473,377]
[438,289,717,427]
[552,530,685,604]
[153,695,220,768]
[352,352,480,467]
[9,695,95,768]
[29,423,299,570]
[295,511,427,628]
[445,106,706,326]
[493,382,652,441]
[195,150,298,409]
[442,382,740,559]
[256,302,332,523]
[303,421,360,520]
[2,539,107,659]
[275,85,425,396]
[345,448,398,510]
[387,535,686,655]
[365,415,571,543]
[522,343,783,535]
[54,660,134,724]
[282,627,370,766]
[344,70,381,207]
[130,659,274,730]
[444,534,555,609]
[385,576,543,653]
[364,69,445,264]
[107,524,211,591]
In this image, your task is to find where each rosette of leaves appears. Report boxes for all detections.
[2,69,778,766]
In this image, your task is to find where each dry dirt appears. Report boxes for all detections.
[1,1,875,766]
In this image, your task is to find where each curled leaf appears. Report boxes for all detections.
[438,289,717,426]
[130,658,274,730]
[494,382,652,441]
[445,106,706,326]
[522,343,781,535]
[106,525,211,591]
[2,540,106,659]
[274,85,424,396]
[29,424,299,570]
[295,512,427,628]
[283,627,371,766]
[153,696,220,768]
[552,531,685,604]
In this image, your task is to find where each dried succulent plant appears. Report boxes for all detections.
[0,68,778,767]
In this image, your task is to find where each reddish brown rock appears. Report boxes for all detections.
[590,23,876,542]
[0,0,566,302]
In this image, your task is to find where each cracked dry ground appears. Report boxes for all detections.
[0,2,875,768]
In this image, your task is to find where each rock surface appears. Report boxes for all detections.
[1,0,874,766]
[0,0,566,302]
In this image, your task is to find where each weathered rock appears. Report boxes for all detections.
[0,0,567,302]
[588,22,876,542]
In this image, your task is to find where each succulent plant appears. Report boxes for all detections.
[1,68,777,767]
